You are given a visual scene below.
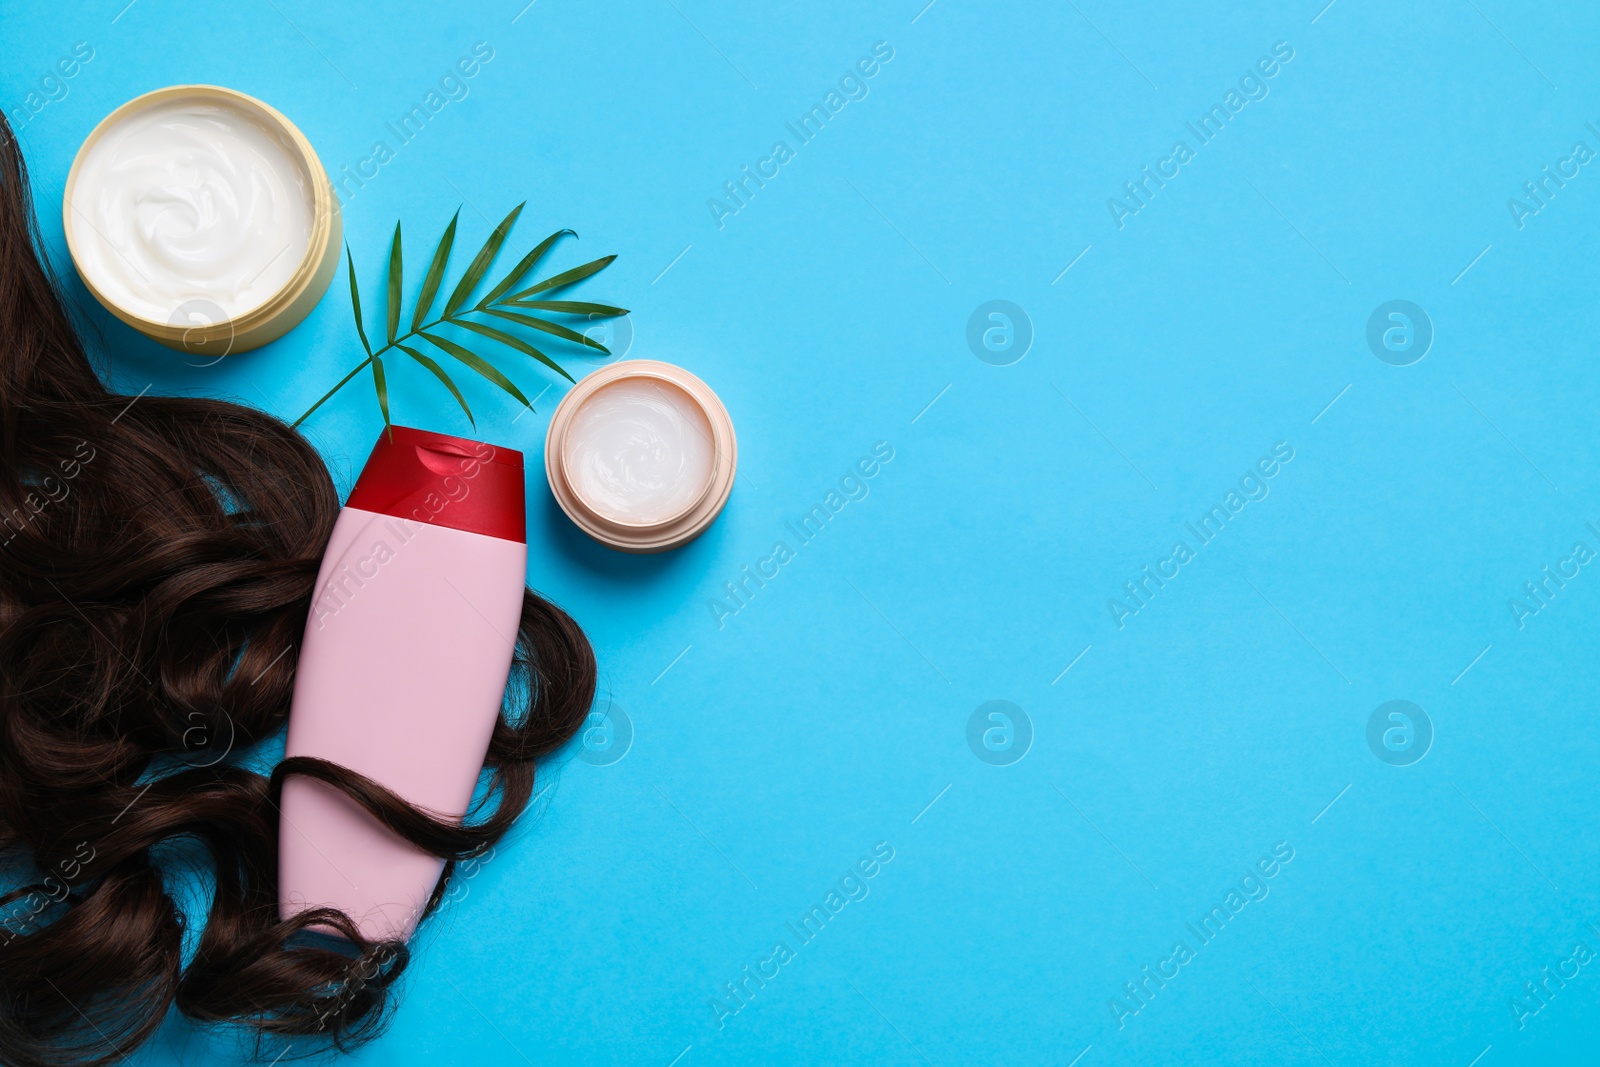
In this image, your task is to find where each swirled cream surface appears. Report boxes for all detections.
[563,378,715,525]
[69,97,313,322]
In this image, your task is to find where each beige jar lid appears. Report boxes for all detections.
[546,360,736,553]
[62,84,340,358]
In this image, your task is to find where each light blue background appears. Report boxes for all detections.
[5,1,1599,1064]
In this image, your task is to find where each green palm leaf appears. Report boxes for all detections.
[504,300,628,317]
[443,202,524,317]
[346,246,371,355]
[413,209,459,332]
[421,332,533,409]
[385,222,402,345]
[453,318,575,382]
[508,255,616,300]
[479,307,609,354]
[397,343,473,427]
[296,202,621,428]
[372,356,391,431]
[479,229,576,308]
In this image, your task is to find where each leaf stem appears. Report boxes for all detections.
[293,356,373,427]
[369,315,449,361]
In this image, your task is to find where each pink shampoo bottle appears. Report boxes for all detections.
[278,426,527,941]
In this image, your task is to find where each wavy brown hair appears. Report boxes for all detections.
[0,112,594,1065]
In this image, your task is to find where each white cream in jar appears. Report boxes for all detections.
[67,96,315,322]
[562,378,715,525]
[547,361,737,553]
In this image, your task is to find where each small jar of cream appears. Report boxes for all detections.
[546,360,736,553]
[63,85,340,356]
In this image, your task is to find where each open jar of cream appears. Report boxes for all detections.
[63,85,340,357]
[546,360,736,553]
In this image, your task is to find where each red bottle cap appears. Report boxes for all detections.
[345,426,526,544]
